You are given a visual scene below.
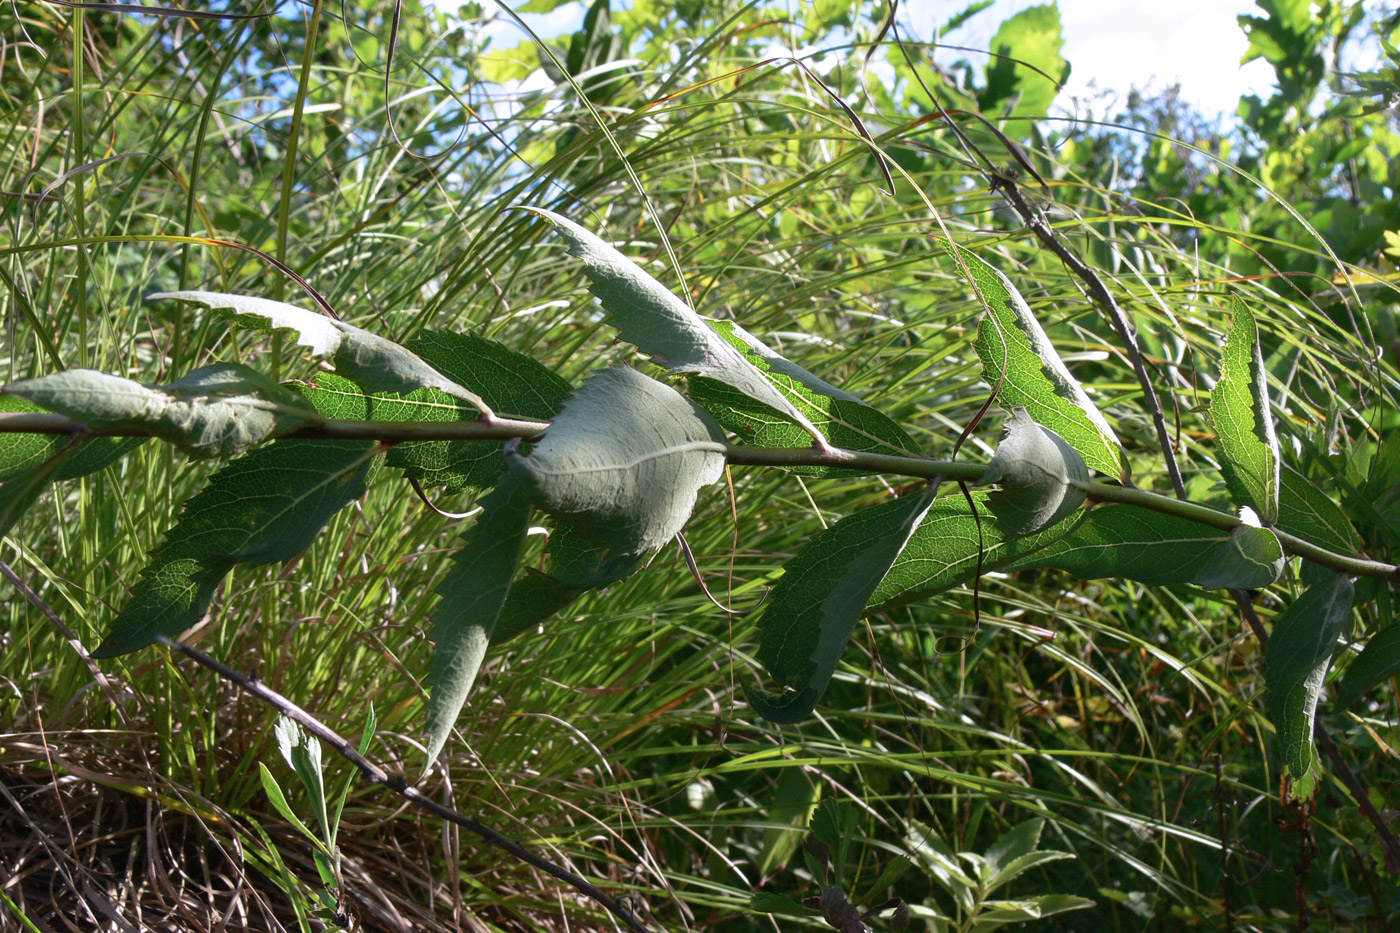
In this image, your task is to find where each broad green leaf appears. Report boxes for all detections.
[0,441,80,540]
[955,241,1126,478]
[149,291,491,415]
[506,366,726,577]
[1265,575,1354,798]
[527,209,828,445]
[5,364,320,459]
[973,895,1094,931]
[983,819,1044,879]
[478,42,540,82]
[1210,298,1280,523]
[998,504,1229,585]
[1279,463,1362,556]
[979,3,1070,121]
[381,331,572,490]
[93,374,377,657]
[975,408,1088,536]
[425,476,533,764]
[1193,525,1285,589]
[749,485,937,723]
[986,850,1073,892]
[1333,624,1400,710]
[490,568,584,645]
[0,395,143,483]
[906,819,977,915]
[870,492,1076,611]
[688,321,921,474]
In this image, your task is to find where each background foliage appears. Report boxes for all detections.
[2,0,1399,929]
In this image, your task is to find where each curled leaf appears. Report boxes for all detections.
[1193,524,1284,589]
[976,408,1087,536]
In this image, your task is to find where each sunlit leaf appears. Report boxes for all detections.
[1210,298,1280,523]
[976,408,1088,536]
[979,2,1070,121]
[1193,524,1284,589]
[1279,463,1362,556]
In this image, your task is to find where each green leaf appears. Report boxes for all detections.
[979,3,1070,121]
[5,364,320,459]
[1265,575,1354,798]
[0,440,81,541]
[955,241,1126,478]
[92,374,377,657]
[906,819,977,915]
[490,568,584,645]
[688,321,921,474]
[756,767,821,876]
[425,476,533,764]
[748,485,937,723]
[1193,524,1285,589]
[0,394,143,483]
[983,818,1043,877]
[527,209,829,445]
[381,331,573,490]
[1279,463,1362,556]
[149,291,492,415]
[478,41,540,82]
[976,408,1088,536]
[1334,624,1400,711]
[870,491,1076,611]
[506,366,726,578]
[1210,298,1280,523]
[258,762,325,849]
[973,895,1094,931]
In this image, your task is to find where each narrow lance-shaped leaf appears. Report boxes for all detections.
[525,209,830,446]
[149,291,494,416]
[424,476,533,764]
[951,240,1126,478]
[975,408,1087,536]
[1210,297,1280,523]
[749,484,938,723]
[93,373,377,657]
[1193,523,1284,590]
[1333,623,1400,711]
[1266,575,1354,799]
[506,366,727,585]
[5,363,321,459]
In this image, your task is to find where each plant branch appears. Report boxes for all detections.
[2,412,1396,581]
[155,635,652,932]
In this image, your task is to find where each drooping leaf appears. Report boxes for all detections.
[490,568,585,646]
[979,2,1070,121]
[1279,463,1362,556]
[975,408,1088,536]
[1265,575,1354,798]
[1210,298,1280,523]
[0,395,143,483]
[1193,524,1285,589]
[424,476,533,764]
[506,365,726,581]
[379,331,572,490]
[688,320,921,474]
[93,374,377,657]
[749,485,937,723]
[526,209,828,444]
[998,504,1229,586]
[1333,623,1400,711]
[954,241,1126,478]
[5,364,320,459]
[149,291,491,414]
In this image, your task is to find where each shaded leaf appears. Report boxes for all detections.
[150,291,491,414]
[749,485,937,723]
[955,241,1125,478]
[976,408,1088,536]
[93,374,377,657]
[425,476,533,763]
[490,568,584,645]
[527,209,828,444]
[983,819,1044,877]
[1333,624,1400,711]
[1210,298,1280,523]
[1266,575,1354,798]
[906,819,977,915]
[0,394,142,483]
[1193,524,1285,589]
[1279,463,1362,556]
[973,895,1094,931]
[0,440,81,540]
[756,767,820,876]
[506,366,726,579]
[5,364,320,459]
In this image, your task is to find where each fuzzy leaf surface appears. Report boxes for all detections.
[1279,464,1362,556]
[998,505,1229,585]
[750,486,937,723]
[1265,575,1353,798]
[976,408,1088,536]
[150,291,490,413]
[1193,525,1285,589]
[425,476,533,763]
[528,209,826,442]
[5,364,320,459]
[93,374,377,657]
[955,241,1125,478]
[506,366,726,575]
[688,321,920,474]
[1210,298,1280,522]
[1333,624,1400,711]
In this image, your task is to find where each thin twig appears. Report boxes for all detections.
[155,635,652,932]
